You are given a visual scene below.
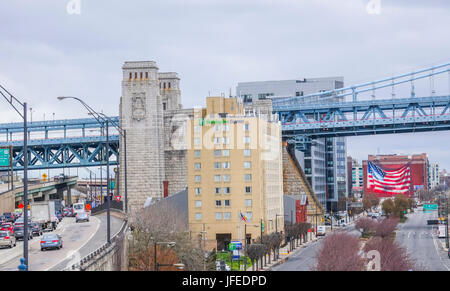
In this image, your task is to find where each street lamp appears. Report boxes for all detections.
[57,96,112,243]
[95,112,128,214]
[0,85,30,270]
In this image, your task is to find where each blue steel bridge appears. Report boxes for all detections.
[0,117,119,171]
[0,62,449,170]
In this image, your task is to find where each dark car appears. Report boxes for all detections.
[40,233,62,251]
[55,211,63,222]
[30,222,43,236]
[13,224,33,240]
[2,212,15,223]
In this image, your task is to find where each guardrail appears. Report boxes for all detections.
[64,218,128,271]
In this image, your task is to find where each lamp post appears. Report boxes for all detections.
[96,112,128,214]
[0,85,29,270]
[57,96,111,243]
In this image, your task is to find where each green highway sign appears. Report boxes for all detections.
[423,204,438,211]
[0,148,11,167]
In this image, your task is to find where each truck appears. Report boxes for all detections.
[438,225,448,238]
[30,201,58,232]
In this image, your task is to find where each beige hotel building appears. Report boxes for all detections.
[187,97,284,251]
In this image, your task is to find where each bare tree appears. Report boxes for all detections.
[355,217,376,238]
[364,237,416,271]
[314,232,365,271]
[374,217,399,239]
[128,200,205,271]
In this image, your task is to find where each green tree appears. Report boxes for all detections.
[382,199,395,217]
[393,194,409,218]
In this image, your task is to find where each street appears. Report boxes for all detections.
[0,213,123,271]
[395,209,450,271]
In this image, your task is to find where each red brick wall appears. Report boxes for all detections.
[363,154,428,198]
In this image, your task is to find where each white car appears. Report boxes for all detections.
[317,225,326,236]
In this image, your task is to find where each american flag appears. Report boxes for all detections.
[367,161,411,196]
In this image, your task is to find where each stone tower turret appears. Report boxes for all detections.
[158,72,181,111]
[120,61,166,212]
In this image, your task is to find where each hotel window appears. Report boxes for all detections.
[245,199,252,207]
[145,72,148,79]
[195,213,202,220]
[222,137,230,144]
[214,137,221,144]
[244,123,250,131]
[215,200,222,207]
[215,187,221,195]
[194,150,201,158]
[214,162,221,169]
[214,150,221,157]
[194,125,201,133]
[194,163,201,170]
[245,212,253,222]
[244,149,251,157]
[224,187,231,194]
[223,162,231,169]
[195,188,202,195]
[194,138,201,146]
[224,200,231,207]
[223,124,229,131]
[245,186,252,194]
[244,161,251,169]
[224,212,231,220]
[195,200,202,208]
[215,213,223,220]
[214,124,221,131]
[244,136,251,144]
[195,175,201,182]
[214,175,221,182]
[223,175,231,182]
[222,149,230,156]
[244,174,252,182]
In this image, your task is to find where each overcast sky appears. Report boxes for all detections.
[1,0,450,174]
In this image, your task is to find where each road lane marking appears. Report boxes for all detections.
[44,216,101,271]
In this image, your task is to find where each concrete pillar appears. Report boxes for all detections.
[67,187,72,206]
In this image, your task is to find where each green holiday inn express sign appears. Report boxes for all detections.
[0,148,11,167]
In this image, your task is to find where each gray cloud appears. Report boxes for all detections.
[0,0,449,171]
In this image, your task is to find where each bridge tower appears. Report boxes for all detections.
[120,61,166,212]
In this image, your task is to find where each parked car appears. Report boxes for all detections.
[40,233,63,251]
[0,230,16,248]
[13,224,33,240]
[75,211,89,223]
[0,222,14,234]
[63,207,73,217]
[30,222,43,236]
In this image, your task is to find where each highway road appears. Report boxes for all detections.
[0,213,124,271]
[396,209,450,271]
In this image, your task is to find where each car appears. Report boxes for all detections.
[55,211,63,222]
[63,207,73,217]
[0,230,16,248]
[2,212,15,223]
[40,233,63,251]
[30,222,43,236]
[13,224,33,240]
[75,211,89,223]
[0,222,14,234]
[317,225,327,236]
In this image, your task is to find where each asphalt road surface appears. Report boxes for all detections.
[0,213,124,271]
[396,209,450,271]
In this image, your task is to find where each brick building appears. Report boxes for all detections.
[363,154,428,198]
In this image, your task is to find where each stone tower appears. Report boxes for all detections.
[158,72,182,111]
[120,61,166,212]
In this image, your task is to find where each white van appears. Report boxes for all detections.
[317,225,326,236]
[72,202,85,215]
